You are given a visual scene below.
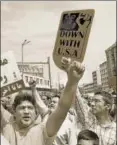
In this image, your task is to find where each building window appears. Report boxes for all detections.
[36,78,39,84]
[44,80,47,85]
[25,76,28,83]
[113,68,117,76]
[30,77,33,82]
[48,81,50,86]
[40,79,43,85]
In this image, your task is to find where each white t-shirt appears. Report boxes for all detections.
[3,117,55,145]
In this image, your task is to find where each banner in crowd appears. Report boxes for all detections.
[0,51,25,97]
[23,74,50,89]
[53,9,95,69]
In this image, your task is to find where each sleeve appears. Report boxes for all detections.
[2,124,12,144]
[32,88,49,117]
[2,123,16,145]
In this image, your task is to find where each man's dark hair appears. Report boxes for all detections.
[102,91,113,105]
[95,91,112,105]
[53,94,60,99]
[13,91,36,110]
[112,91,116,95]
[77,130,99,145]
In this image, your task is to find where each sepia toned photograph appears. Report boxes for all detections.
[1,1,116,145]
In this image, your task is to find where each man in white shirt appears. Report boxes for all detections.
[3,58,85,145]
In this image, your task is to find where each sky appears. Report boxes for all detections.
[1,1,116,87]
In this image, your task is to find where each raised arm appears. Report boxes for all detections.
[74,88,96,129]
[46,58,85,137]
[29,81,49,117]
[1,103,12,131]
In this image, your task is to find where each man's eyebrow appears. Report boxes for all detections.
[92,98,100,101]
[19,104,33,107]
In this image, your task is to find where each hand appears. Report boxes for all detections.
[61,57,85,85]
[67,61,85,84]
[29,80,36,88]
[61,57,71,71]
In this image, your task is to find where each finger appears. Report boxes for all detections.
[67,61,76,73]
[73,61,85,74]
[61,57,71,71]
[61,57,71,65]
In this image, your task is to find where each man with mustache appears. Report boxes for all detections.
[3,58,85,145]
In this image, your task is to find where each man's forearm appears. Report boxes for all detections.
[59,81,78,110]
[46,59,85,137]
[32,88,48,116]
[46,81,78,137]
[74,88,94,129]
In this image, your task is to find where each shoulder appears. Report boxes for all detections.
[3,122,13,129]
[2,123,15,143]
[3,122,15,135]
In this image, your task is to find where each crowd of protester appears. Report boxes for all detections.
[1,58,116,145]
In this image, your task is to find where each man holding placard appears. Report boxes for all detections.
[3,57,85,145]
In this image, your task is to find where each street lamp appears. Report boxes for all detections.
[21,39,31,78]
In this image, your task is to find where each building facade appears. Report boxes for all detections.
[83,83,94,93]
[92,70,101,92]
[17,61,51,89]
[92,71,97,90]
[105,42,116,92]
[99,61,109,91]
[17,62,44,77]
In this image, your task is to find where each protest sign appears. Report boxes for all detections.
[53,9,95,69]
[0,51,25,97]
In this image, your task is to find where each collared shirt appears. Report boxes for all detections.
[74,89,116,145]
[2,116,55,145]
[92,122,116,145]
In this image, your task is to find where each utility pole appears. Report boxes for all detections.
[47,57,52,89]
[21,39,31,79]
